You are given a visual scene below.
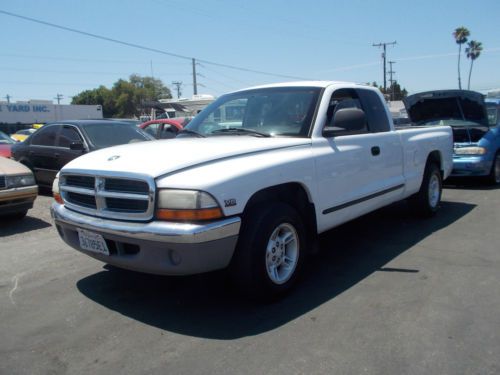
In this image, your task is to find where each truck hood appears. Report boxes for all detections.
[62,137,311,178]
[404,90,489,127]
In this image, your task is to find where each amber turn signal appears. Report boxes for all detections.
[156,207,223,221]
[53,192,64,204]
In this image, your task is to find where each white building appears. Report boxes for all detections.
[0,100,103,125]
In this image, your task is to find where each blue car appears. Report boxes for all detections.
[405,90,500,184]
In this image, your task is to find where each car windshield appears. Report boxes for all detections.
[486,106,498,126]
[0,131,15,144]
[83,122,152,148]
[184,87,321,137]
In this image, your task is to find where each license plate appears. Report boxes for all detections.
[77,228,109,256]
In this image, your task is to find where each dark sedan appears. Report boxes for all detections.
[11,120,153,188]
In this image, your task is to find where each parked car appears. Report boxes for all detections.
[12,120,153,188]
[0,157,38,219]
[52,81,452,300]
[139,119,184,139]
[405,90,500,184]
[0,131,16,158]
[11,128,36,142]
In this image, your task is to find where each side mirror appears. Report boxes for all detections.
[69,141,85,151]
[323,108,367,137]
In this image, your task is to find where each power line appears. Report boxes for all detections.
[0,9,310,81]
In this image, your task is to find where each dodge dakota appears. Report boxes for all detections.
[51,81,453,299]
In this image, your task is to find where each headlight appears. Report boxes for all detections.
[5,174,36,188]
[156,189,223,221]
[454,146,487,155]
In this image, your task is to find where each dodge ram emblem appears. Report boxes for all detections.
[107,155,120,161]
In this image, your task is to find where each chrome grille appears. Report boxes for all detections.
[60,172,155,221]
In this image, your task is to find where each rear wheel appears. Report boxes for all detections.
[230,202,307,301]
[409,162,442,217]
[487,152,500,185]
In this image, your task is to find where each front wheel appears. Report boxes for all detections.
[409,162,442,217]
[230,202,307,301]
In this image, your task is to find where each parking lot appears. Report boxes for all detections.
[1,183,499,374]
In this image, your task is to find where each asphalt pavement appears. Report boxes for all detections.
[0,182,499,375]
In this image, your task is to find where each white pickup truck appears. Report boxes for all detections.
[51,81,453,299]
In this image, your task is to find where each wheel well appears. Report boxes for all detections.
[427,150,443,176]
[243,183,318,237]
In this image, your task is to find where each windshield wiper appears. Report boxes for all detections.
[211,128,271,137]
[178,129,206,138]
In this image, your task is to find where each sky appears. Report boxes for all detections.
[1,0,499,104]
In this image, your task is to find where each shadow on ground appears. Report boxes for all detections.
[77,200,475,339]
[0,216,51,236]
[444,177,499,191]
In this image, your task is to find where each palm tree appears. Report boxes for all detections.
[465,40,483,90]
[453,27,470,89]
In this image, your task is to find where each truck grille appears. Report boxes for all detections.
[0,176,5,189]
[59,173,155,221]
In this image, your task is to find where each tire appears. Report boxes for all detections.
[487,152,500,185]
[230,202,307,301]
[6,210,28,220]
[409,162,442,217]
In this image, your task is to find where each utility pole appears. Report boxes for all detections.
[192,58,198,96]
[388,61,396,101]
[171,81,183,98]
[54,93,63,105]
[372,41,396,92]
[4,94,11,104]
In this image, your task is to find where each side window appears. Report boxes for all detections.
[357,89,391,132]
[326,88,367,134]
[58,126,82,148]
[159,124,179,139]
[144,123,160,137]
[31,126,59,146]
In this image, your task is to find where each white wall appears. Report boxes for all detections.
[0,103,103,124]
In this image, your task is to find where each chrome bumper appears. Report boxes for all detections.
[51,203,241,275]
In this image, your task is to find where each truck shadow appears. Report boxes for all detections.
[76,200,475,339]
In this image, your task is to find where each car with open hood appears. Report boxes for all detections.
[404,90,500,184]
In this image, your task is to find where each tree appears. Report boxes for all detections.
[71,75,172,117]
[453,26,470,90]
[465,40,483,90]
[374,81,408,101]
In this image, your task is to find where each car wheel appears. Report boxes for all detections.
[230,202,307,301]
[6,210,28,220]
[409,162,442,217]
[487,152,500,185]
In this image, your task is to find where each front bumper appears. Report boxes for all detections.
[51,203,241,275]
[0,185,38,216]
[450,156,493,177]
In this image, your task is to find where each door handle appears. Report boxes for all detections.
[371,146,380,156]
[54,153,60,158]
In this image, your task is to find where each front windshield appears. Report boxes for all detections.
[185,87,321,137]
[486,106,498,126]
[83,122,152,148]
